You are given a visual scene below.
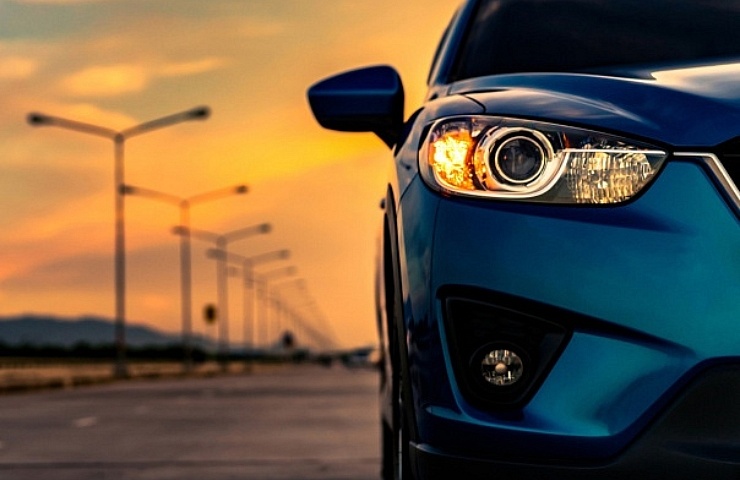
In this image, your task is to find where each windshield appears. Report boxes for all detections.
[452,0,740,80]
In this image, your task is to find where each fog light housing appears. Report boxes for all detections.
[443,292,571,409]
[481,348,525,386]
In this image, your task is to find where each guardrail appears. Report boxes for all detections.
[0,360,248,394]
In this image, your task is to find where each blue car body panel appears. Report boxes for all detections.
[397,159,740,460]
[308,0,740,476]
[453,68,740,146]
[390,68,740,466]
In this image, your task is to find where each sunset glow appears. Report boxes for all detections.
[0,0,460,348]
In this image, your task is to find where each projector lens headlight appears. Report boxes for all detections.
[422,116,667,204]
[494,135,546,184]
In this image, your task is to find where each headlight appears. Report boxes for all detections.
[422,117,667,204]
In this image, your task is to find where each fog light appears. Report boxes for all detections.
[481,349,524,386]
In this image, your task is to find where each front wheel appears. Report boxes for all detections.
[381,344,415,479]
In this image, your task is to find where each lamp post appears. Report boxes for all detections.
[286,303,336,352]
[206,249,290,353]
[28,106,210,378]
[269,278,306,346]
[183,223,271,366]
[122,184,248,372]
[254,265,297,349]
[301,298,338,350]
[274,281,337,351]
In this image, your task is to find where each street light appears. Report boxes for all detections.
[269,278,306,345]
[272,281,337,351]
[28,106,210,378]
[302,300,338,350]
[206,248,290,353]
[180,223,271,365]
[254,265,297,348]
[123,183,248,372]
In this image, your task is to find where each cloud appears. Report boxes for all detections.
[61,64,148,97]
[60,57,226,97]
[0,56,38,80]
[52,102,138,127]
[157,58,227,77]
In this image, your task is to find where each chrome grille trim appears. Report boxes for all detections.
[674,152,740,213]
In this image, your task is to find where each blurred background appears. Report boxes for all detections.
[0,0,458,359]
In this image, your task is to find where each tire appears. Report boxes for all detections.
[381,193,417,479]
[382,340,415,480]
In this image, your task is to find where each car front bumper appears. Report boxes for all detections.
[397,156,740,476]
[412,362,740,478]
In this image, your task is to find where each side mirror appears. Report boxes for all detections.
[308,65,404,148]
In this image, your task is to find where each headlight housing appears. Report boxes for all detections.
[421,117,668,204]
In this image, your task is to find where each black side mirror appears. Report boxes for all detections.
[308,65,404,148]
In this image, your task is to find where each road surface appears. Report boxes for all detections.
[0,364,381,480]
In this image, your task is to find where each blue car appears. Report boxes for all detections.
[308,0,740,478]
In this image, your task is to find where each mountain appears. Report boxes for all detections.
[0,315,184,348]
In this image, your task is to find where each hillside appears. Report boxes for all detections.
[0,315,182,348]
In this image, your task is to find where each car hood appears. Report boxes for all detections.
[449,61,740,147]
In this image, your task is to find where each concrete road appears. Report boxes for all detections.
[0,364,381,480]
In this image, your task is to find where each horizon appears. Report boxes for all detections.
[0,0,460,350]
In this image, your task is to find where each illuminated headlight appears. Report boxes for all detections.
[492,134,547,184]
[565,149,657,204]
[422,117,667,204]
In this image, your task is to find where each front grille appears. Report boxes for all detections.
[715,137,740,190]
[718,156,740,188]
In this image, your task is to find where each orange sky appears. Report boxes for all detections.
[0,0,460,349]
